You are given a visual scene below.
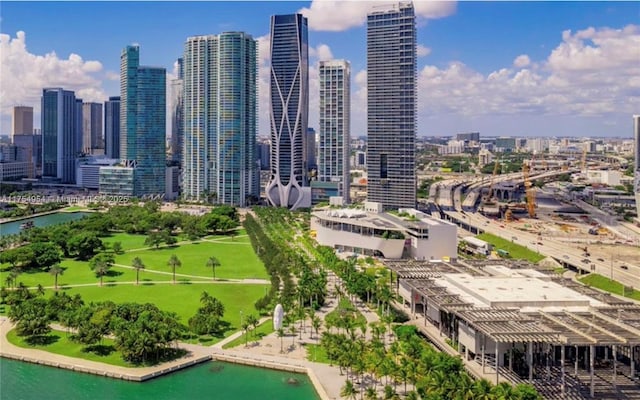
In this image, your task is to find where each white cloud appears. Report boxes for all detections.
[105,71,119,81]
[0,31,107,132]
[414,24,640,122]
[417,44,431,57]
[513,54,530,68]
[309,43,333,61]
[299,0,456,32]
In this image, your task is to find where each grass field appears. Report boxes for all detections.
[579,274,640,301]
[114,239,268,280]
[54,283,269,331]
[0,259,147,288]
[477,233,545,263]
[6,328,128,367]
[222,320,274,349]
[101,233,149,251]
[325,297,367,329]
[304,343,331,364]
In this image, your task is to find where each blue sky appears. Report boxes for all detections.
[1,1,639,137]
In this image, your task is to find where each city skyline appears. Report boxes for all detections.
[1,1,638,139]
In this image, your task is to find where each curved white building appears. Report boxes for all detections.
[265,14,310,210]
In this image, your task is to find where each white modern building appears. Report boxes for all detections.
[311,202,457,260]
[77,157,119,189]
[318,60,350,204]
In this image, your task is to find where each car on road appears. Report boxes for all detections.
[620,265,629,270]
[581,259,589,263]
[597,258,604,262]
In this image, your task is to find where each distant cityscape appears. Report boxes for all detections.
[0,2,638,219]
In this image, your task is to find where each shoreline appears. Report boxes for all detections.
[0,208,89,225]
[0,319,334,399]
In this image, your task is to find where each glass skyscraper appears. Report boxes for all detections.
[265,13,310,209]
[171,58,184,165]
[41,88,81,183]
[82,102,102,154]
[366,2,417,209]
[182,32,258,206]
[319,60,351,203]
[104,96,120,159]
[118,45,166,197]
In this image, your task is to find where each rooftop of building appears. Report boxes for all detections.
[313,206,455,232]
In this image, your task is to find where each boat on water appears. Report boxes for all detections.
[19,221,35,230]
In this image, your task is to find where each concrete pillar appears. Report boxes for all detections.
[605,346,609,361]
[547,343,551,380]
[482,342,486,374]
[590,345,595,398]
[561,345,566,396]
[528,342,534,382]
[496,341,500,385]
[613,345,617,388]
[423,302,427,326]
[575,345,579,377]
[509,345,513,371]
[631,344,635,379]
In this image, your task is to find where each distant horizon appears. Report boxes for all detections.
[1,1,639,137]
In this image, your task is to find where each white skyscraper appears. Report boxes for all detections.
[182,33,258,206]
[318,60,350,203]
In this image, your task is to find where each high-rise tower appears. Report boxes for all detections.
[319,60,351,203]
[366,2,416,209]
[41,88,80,183]
[12,106,33,139]
[118,45,166,196]
[82,102,103,154]
[182,33,258,206]
[104,96,120,159]
[171,58,184,165]
[265,13,310,209]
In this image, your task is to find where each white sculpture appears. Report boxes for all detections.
[273,304,284,330]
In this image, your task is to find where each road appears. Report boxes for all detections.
[435,173,640,290]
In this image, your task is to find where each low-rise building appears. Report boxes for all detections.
[311,202,457,260]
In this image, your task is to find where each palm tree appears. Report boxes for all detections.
[364,387,377,400]
[36,284,45,296]
[277,328,285,353]
[341,379,357,400]
[167,254,182,284]
[242,320,251,347]
[311,315,322,340]
[94,261,110,287]
[131,257,145,285]
[206,256,221,281]
[246,314,259,339]
[49,264,64,290]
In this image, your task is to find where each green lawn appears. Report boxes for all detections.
[477,233,545,263]
[101,233,149,251]
[1,259,145,288]
[55,283,269,333]
[579,274,640,301]
[222,319,275,349]
[7,328,128,367]
[304,343,331,364]
[115,240,268,280]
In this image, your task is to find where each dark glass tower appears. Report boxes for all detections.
[104,96,120,159]
[41,88,80,183]
[366,2,417,209]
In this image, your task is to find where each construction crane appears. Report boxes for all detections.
[523,153,536,218]
[483,160,500,203]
